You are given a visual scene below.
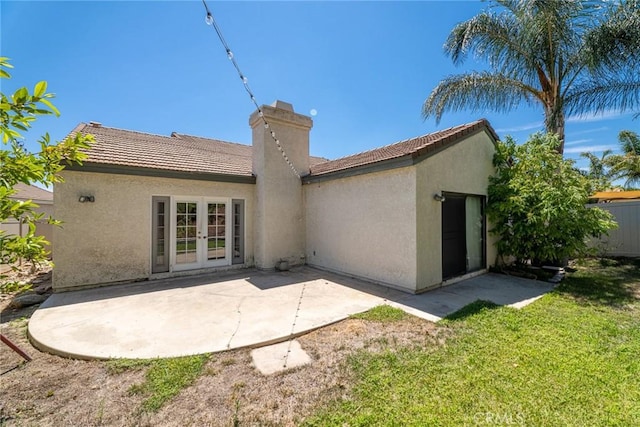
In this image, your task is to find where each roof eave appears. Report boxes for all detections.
[65,162,256,184]
[302,141,459,184]
[303,120,499,184]
[411,123,498,161]
[302,155,414,184]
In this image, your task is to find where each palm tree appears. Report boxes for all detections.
[618,130,640,155]
[580,149,613,192]
[606,130,640,188]
[422,0,640,153]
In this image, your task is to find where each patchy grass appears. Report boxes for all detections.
[305,257,640,426]
[106,358,155,375]
[558,257,640,306]
[126,354,209,413]
[350,304,408,322]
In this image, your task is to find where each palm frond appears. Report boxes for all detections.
[565,75,640,116]
[444,11,535,76]
[580,150,613,179]
[582,0,640,71]
[604,152,640,188]
[422,72,538,122]
[618,130,640,155]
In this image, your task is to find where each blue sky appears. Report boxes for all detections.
[1,0,638,171]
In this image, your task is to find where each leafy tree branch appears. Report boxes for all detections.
[0,57,93,268]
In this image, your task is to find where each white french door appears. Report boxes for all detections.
[171,198,231,271]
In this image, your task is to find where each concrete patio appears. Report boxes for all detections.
[28,267,555,360]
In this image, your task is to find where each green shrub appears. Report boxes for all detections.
[487,133,616,264]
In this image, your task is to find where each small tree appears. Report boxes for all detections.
[487,133,616,265]
[0,58,93,270]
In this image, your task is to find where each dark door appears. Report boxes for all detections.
[442,194,467,279]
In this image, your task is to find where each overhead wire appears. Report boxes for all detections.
[201,0,301,178]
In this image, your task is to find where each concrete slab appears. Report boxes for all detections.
[251,340,311,375]
[28,268,555,360]
[390,273,556,321]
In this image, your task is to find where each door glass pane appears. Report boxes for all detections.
[157,217,164,256]
[207,202,226,260]
[234,204,240,259]
[152,197,170,273]
[465,196,484,271]
[232,200,244,264]
[176,202,198,264]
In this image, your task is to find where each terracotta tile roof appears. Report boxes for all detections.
[68,120,495,180]
[11,183,53,202]
[309,119,498,177]
[69,123,328,177]
[70,123,253,177]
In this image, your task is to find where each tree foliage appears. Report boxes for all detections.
[423,0,640,152]
[0,58,93,267]
[579,130,640,190]
[580,150,614,192]
[605,130,640,188]
[487,133,616,264]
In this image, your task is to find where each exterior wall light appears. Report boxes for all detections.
[433,193,446,202]
[79,195,95,203]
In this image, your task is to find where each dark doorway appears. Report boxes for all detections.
[442,194,467,279]
[441,193,486,280]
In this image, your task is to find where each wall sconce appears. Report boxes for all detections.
[433,193,446,202]
[79,195,95,203]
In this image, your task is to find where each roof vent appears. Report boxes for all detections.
[89,121,102,128]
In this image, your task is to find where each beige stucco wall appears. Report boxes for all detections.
[304,167,417,292]
[250,103,312,269]
[53,171,254,290]
[415,130,497,291]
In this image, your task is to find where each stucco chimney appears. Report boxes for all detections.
[250,101,313,269]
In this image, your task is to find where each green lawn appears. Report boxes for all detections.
[305,258,640,426]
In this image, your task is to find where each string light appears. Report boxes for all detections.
[201,0,301,178]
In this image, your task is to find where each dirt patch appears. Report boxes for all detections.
[147,317,445,426]
[1,279,446,426]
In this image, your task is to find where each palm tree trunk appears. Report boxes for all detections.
[544,105,566,154]
[555,112,565,154]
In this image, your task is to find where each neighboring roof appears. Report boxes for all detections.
[591,190,640,201]
[68,122,328,181]
[11,183,53,203]
[308,119,498,179]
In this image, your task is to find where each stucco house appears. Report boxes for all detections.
[54,101,498,293]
